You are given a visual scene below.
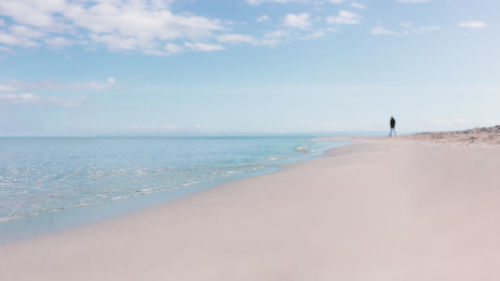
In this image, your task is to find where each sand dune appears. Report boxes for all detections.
[2,139,500,281]
[404,125,500,145]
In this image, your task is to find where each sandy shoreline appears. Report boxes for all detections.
[2,140,500,280]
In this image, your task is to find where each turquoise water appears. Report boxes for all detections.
[0,137,347,242]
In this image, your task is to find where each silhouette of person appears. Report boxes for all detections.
[389,116,396,137]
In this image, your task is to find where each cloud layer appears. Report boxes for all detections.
[0,77,118,107]
[0,0,366,55]
[0,93,87,106]
[459,21,487,29]
[0,0,224,54]
[0,0,489,55]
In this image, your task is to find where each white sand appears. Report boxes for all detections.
[2,140,500,281]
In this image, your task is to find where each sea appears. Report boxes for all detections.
[0,137,347,243]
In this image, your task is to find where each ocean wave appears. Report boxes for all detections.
[0,180,214,223]
[268,156,284,161]
[295,145,313,153]
[0,215,24,223]
[0,137,332,226]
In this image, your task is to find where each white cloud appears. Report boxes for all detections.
[299,30,326,40]
[0,46,12,53]
[247,0,342,4]
[256,15,270,22]
[284,13,311,30]
[417,26,440,33]
[184,42,224,52]
[165,43,183,54]
[44,36,73,48]
[0,78,118,93]
[0,93,87,107]
[217,34,255,44]
[0,93,40,104]
[0,0,66,28]
[72,78,117,91]
[0,25,44,47]
[327,10,361,25]
[257,24,330,46]
[66,2,223,51]
[247,0,299,5]
[459,21,487,29]
[371,26,399,35]
[259,29,289,45]
[0,0,445,55]
[10,25,44,38]
[107,77,116,84]
[0,82,17,92]
[397,23,441,35]
[396,0,430,3]
[89,34,142,51]
[265,30,289,39]
[351,2,366,9]
[0,0,225,54]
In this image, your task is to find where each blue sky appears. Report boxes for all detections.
[0,0,498,136]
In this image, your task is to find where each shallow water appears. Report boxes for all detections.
[0,137,347,242]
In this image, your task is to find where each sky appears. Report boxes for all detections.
[0,0,499,136]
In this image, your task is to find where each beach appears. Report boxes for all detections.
[2,138,500,281]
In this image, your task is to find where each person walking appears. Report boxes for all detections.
[389,116,396,137]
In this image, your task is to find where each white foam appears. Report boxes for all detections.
[268,157,282,161]
[295,146,312,153]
